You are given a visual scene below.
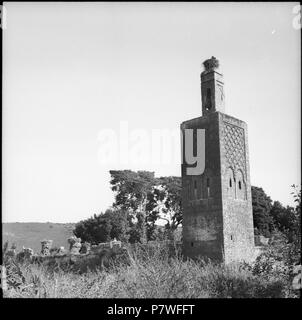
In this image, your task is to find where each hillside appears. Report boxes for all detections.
[2,222,75,253]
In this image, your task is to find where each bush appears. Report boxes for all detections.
[73,209,129,244]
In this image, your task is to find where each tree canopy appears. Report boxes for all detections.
[251,186,274,237]
[74,169,300,247]
[109,170,182,241]
[73,209,129,244]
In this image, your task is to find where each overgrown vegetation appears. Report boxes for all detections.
[2,169,300,298]
[2,242,299,298]
[74,171,182,243]
[74,171,300,248]
[252,185,301,240]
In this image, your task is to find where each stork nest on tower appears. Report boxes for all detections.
[203,56,219,71]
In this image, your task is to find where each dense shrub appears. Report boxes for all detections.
[73,209,129,244]
[252,186,274,237]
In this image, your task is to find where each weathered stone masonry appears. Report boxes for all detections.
[181,57,255,263]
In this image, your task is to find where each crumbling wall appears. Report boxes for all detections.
[10,238,125,273]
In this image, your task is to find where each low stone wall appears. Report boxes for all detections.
[33,246,128,273]
[6,236,268,270]
[9,238,125,273]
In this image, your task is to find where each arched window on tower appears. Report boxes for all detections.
[227,167,235,198]
[202,169,213,199]
[205,88,212,110]
[236,170,246,200]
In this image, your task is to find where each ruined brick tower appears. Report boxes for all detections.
[181,57,255,263]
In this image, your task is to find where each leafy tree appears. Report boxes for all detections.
[73,213,112,244]
[159,176,182,230]
[251,186,274,237]
[73,209,130,244]
[109,170,156,243]
[291,184,301,235]
[102,209,130,243]
[109,171,184,242]
[255,186,301,282]
[110,172,297,243]
[147,176,182,240]
[146,224,166,241]
[289,184,301,264]
[109,170,155,213]
[270,201,296,240]
[127,212,146,243]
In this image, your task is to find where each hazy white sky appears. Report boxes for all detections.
[3,2,301,223]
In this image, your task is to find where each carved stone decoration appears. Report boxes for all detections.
[223,122,246,178]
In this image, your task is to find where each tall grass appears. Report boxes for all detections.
[2,242,296,298]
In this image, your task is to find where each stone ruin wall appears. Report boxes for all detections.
[6,236,123,264]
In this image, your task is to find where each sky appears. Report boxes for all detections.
[2,2,301,223]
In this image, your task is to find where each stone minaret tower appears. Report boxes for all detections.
[181,57,255,263]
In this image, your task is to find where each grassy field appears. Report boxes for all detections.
[3,243,299,298]
[2,222,75,252]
